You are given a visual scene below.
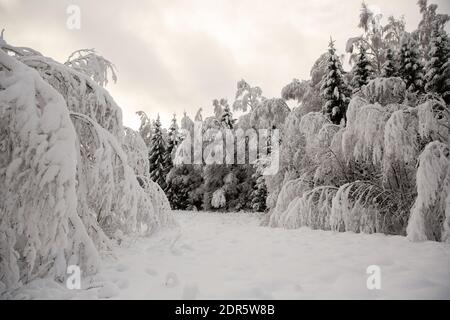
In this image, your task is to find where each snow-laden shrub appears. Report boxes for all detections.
[359,77,406,106]
[268,177,310,227]
[330,182,383,233]
[407,141,450,242]
[211,188,226,209]
[283,186,337,230]
[299,112,330,154]
[417,99,450,145]
[384,108,420,166]
[0,49,99,290]
[343,101,402,165]
[312,123,341,185]
[123,127,150,177]
[0,39,174,292]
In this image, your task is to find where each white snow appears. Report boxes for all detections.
[7,211,450,300]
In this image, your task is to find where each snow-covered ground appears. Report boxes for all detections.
[8,211,450,300]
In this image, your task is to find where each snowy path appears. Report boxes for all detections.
[14,211,450,299]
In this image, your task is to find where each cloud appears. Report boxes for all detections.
[1,0,448,128]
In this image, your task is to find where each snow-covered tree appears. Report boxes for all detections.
[398,35,425,93]
[281,79,309,102]
[213,98,235,129]
[0,37,174,292]
[219,101,234,129]
[164,114,179,173]
[381,48,397,78]
[416,0,449,59]
[136,111,153,146]
[424,25,450,103]
[321,38,350,125]
[407,141,450,242]
[233,79,264,112]
[64,49,117,87]
[149,115,167,190]
[346,4,405,73]
[251,169,267,212]
[164,114,180,207]
[351,45,373,92]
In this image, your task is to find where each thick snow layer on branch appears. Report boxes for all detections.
[268,177,309,227]
[407,141,450,242]
[1,42,124,140]
[384,108,419,166]
[0,49,99,291]
[360,77,406,106]
[343,102,399,165]
[417,100,450,144]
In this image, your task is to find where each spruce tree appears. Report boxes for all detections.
[220,101,235,129]
[164,114,179,207]
[250,170,267,212]
[381,48,397,78]
[425,25,450,103]
[149,115,167,190]
[398,36,425,93]
[352,45,372,92]
[321,38,350,125]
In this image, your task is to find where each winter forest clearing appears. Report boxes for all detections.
[9,211,450,300]
[1,0,450,301]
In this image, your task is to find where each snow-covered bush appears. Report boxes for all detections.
[211,188,226,209]
[0,49,99,290]
[268,177,310,227]
[359,77,406,106]
[284,186,337,230]
[417,99,450,145]
[407,141,450,242]
[0,38,174,292]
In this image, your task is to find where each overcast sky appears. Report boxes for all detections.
[1,0,449,128]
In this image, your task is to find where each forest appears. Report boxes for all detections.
[0,0,449,295]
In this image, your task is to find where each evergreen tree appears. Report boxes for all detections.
[398,36,425,93]
[164,114,180,207]
[321,38,350,125]
[164,114,179,175]
[250,170,267,212]
[352,45,372,92]
[425,25,450,103]
[381,48,397,78]
[220,101,235,129]
[149,115,167,190]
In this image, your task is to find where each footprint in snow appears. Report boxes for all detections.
[114,264,128,272]
[112,278,129,290]
[164,272,180,288]
[145,268,158,276]
[97,282,120,299]
[182,284,199,299]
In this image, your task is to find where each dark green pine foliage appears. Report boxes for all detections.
[425,25,450,103]
[149,115,167,190]
[321,38,350,125]
[352,45,373,92]
[398,36,425,93]
[381,48,397,78]
[250,170,267,212]
[164,114,179,207]
[220,102,235,129]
